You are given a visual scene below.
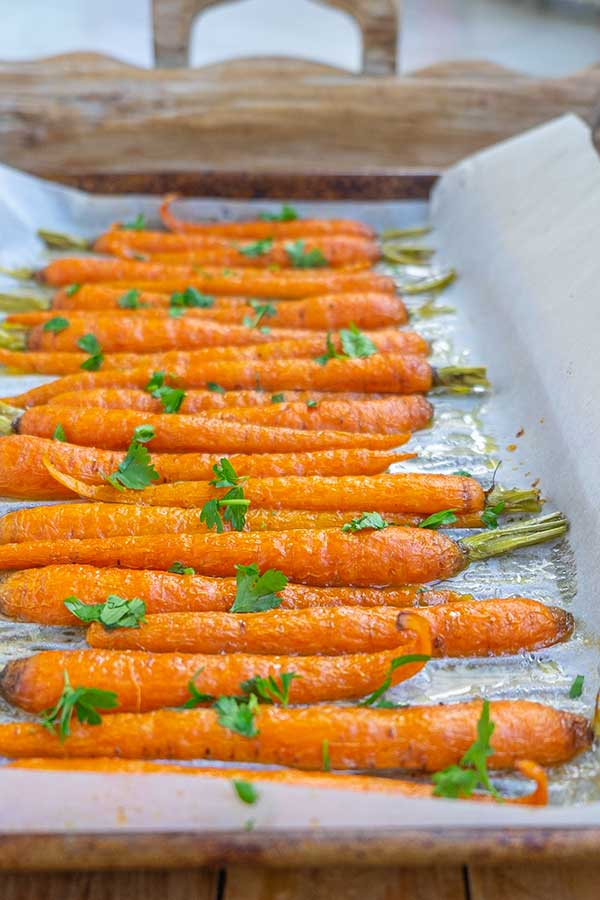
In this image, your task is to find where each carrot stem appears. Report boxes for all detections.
[487,486,541,514]
[461,513,568,561]
[37,230,91,251]
[433,366,490,390]
[0,327,26,351]
[0,294,49,312]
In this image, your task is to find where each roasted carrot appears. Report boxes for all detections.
[86,601,573,658]
[0,564,466,625]
[159,196,374,239]
[45,470,484,515]
[10,292,408,330]
[2,356,436,407]
[41,259,394,297]
[2,757,550,805]
[14,406,415,453]
[0,436,408,500]
[0,514,568,583]
[0,701,589,769]
[53,286,250,310]
[24,319,422,355]
[0,612,431,712]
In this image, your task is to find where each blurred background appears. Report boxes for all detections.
[2,0,600,75]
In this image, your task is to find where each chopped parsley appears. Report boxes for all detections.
[145,371,185,413]
[232,779,258,805]
[239,238,273,257]
[481,501,505,530]
[52,423,66,442]
[168,561,195,575]
[342,512,391,533]
[432,700,500,800]
[200,458,250,532]
[418,509,458,529]
[117,289,144,309]
[240,672,299,707]
[306,399,318,408]
[259,205,298,222]
[121,213,146,230]
[77,333,104,371]
[339,322,377,359]
[207,381,226,393]
[242,300,277,330]
[270,393,285,404]
[40,671,118,742]
[65,283,81,297]
[64,594,146,629]
[358,654,431,708]
[42,316,69,333]
[230,563,287,613]
[569,674,584,699]
[285,239,326,268]
[170,287,214,310]
[105,425,159,491]
[214,694,259,738]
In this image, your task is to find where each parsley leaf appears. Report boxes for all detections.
[168,561,196,575]
[170,287,215,311]
[177,667,215,709]
[358,654,431,707]
[43,316,70,333]
[214,694,259,737]
[240,672,299,707]
[65,283,81,297]
[259,205,298,222]
[52,423,66,442]
[232,779,258,805]
[239,238,273,258]
[117,289,144,309]
[210,458,244,489]
[481,501,505,530]
[122,213,146,230]
[271,393,285,403]
[454,469,472,477]
[77,333,104,371]
[201,459,250,531]
[105,427,159,491]
[418,509,458,529]
[314,332,346,366]
[342,512,391,533]
[199,498,225,533]
[433,700,500,800]
[230,563,288,613]
[64,594,146,629]
[339,322,377,359]
[242,300,277,330]
[285,240,326,268]
[145,370,167,393]
[207,382,226,393]
[40,670,118,742]
[151,384,186,413]
[306,399,318,408]
[569,674,584,699]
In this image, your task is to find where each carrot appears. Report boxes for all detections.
[86,601,573,658]
[0,612,431,712]
[159,195,374,239]
[4,757,549,805]
[11,292,408,330]
[0,701,589,770]
[111,236,380,269]
[0,564,466,626]
[0,436,407,500]
[41,259,394,297]
[15,406,415,453]
[2,356,435,406]
[25,319,422,356]
[54,285,250,310]
[0,514,568,582]
[44,469,484,515]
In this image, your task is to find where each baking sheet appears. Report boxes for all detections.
[0,113,598,833]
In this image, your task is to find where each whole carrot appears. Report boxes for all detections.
[3,757,549,805]
[159,195,374,239]
[0,436,408,500]
[45,470,484,515]
[10,292,408,330]
[0,564,464,625]
[41,259,394,297]
[0,701,589,769]
[2,356,437,407]
[0,613,431,711]
[53,286,250,310]
[0,514,568,583]
[86,601,573,658]
[14,406,414,453]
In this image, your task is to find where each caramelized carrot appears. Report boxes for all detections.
[159,196,374,239]
[0,701,589,770]
[12,292,408,330]
[45,469,483,515]
[0,564,465,626]
[42,259,394,297]
[16,406,415,453]
[2,356,433,407]
[0,612,431,712]
[0,436,407,500]
[86,601,573,658]
[4,757,550,805]
[53,285,250,310]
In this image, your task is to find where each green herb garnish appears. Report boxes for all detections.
[77,333,104,371]
[170,287,214,310]
[271,393,285,403]
[342,512,391,533]
[481,501,506,530]
[200,458,250,532]
[230,563,288,613]
[240,672,299,707]
[285,240,326,268]
[64,594,146,629]
[358,654,431,708]
[117,289,144,309]
[569,674,584,699]
[42,316,69,333]
[306,399,318,408]
[339,322,377,359]
[214,694,259,738]
[259,205,298,222]
[168,561,196,575]
[105,425,159,491]
[232,779,258,804]
[418,509,458,529]
[52,423,66,442]
[207,382,226,393]
[65,283,81,297]
[314,332,346,366]
[40,671,118,742]
[239,238,273,258]
[432,700,500,800]
[242,299,277,330]
[122,213,146,231]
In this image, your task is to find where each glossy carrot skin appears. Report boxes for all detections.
[0,526,467,584]
[0,564,464,626]
[42,259,395,297]
[0,701,590,770]
[54,286,249,310]
[0,436,406,500]
[18,406,413,453]
[49,471,482,515]
[28,319,421,355]
[86,601,573,658]
[0,614,431,711]
[12,292,408,330]
[4,356,432,406]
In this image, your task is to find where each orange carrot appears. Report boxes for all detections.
[2,356,433,406]
[0,613,431,712]
[16,406,415,452]
[86,601,573,659]
[54,285,250,310]
[3,757,550,805]
[42,258,394,297]
[159,195,374,239]
[0,436,407,500]
[0,564,465,626]
[45,469,483,515]
[0,701,589,770]
[12,292,408,330]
